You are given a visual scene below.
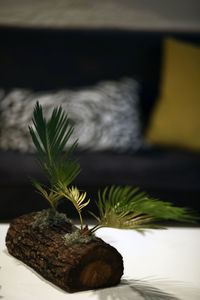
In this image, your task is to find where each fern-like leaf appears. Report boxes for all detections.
[29,102,81,210]
[56,184,90,229]
[29,102,80,185]
[30,177,63,210]
[90,185,198,232]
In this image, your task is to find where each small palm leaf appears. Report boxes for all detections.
[90,185,198,232]
[49,158,80,187]
[29,102,80,183]
[30,177,63,210]
[56,184,90,229]
[29,102,81,210]
[29,103,72,160]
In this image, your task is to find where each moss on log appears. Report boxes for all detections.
[6,212,124,293]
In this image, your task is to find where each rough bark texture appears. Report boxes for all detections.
[6,212,124,293]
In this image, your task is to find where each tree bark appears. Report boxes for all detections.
[6,212,124,293]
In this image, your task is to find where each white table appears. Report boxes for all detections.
[1,224,200,300]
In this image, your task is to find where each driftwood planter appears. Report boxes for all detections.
[6,212,124,293]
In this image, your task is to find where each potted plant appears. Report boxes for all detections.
[6,102,198,293]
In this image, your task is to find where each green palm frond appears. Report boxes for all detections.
[49,158,80,187]
[29,102,73,161]
[30,177,63,210]
[55,184,90,229]
[29,102,81,210]
[90,185,198,232]
[29,102,80,185]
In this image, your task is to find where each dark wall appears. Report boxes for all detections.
[1,25,199,125]
[0,26,162,88]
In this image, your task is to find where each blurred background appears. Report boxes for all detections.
[0,0,199,31]
[0,0,200,222]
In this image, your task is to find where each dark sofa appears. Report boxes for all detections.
[0,26,200,221]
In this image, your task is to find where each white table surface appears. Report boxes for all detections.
[1,223,200,300]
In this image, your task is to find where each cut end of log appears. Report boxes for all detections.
[66,244,123,292]
[6,211,124,293]
[80,260,111,288]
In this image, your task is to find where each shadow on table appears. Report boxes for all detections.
[0,283,3,299]
[92,278,181,300]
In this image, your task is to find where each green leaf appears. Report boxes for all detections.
[54,184,90,229]
[90,185,199,232]
[29,101,81,210]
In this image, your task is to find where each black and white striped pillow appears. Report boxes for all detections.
[0,77,143,153]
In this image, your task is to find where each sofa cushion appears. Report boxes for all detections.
[146,38,200,152]
[0,77,144,153]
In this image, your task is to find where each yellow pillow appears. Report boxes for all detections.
[146,38,200,152]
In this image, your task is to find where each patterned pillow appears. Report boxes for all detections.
[0,78,143,153]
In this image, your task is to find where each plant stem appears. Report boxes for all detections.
[79,212,84,230]
[89,224,104,233]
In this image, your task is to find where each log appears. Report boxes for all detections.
[6,211,124,293]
